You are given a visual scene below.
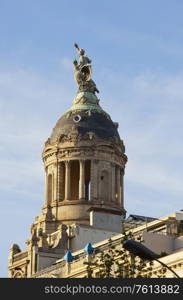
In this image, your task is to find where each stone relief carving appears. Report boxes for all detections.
[58,132,122,150]
[45,205,55,221]
[51,224,68,250]
[59,127,96,144]
[59,126,79,143]
[67,126,79,142]
[87,132,95,140]
[13,270,25,278]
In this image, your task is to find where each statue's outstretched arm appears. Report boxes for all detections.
[74,43,81,56]
[74,43,79,50]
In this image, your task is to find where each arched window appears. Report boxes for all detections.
[59,162,65,201]
[70,160,79,200]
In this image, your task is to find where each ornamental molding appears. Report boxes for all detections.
[44,127,124,151]
[43,147,127,168]
[13,270,25,278]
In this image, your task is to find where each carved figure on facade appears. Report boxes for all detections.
[11,244,21,255]
[31,228,39,246]
[73,43,99,94]
[59,126,79,143]
[86,131,95,140]
[58,127,97,145]
[45,205,55,221]
[51,224,68,250]
[68,126,79,142]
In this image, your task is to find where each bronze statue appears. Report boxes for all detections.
[74,43,92,67]
[73,43,99,94]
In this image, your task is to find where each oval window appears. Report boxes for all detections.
[73,115,81,123]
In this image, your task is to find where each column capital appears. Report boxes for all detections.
[79,159,85,164]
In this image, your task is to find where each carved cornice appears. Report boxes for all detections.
[43,134,126,159]
[13,251,28,262]
[43,146,127,169]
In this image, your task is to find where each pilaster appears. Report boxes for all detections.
[90,159,98,201]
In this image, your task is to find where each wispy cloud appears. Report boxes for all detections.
[58,56,73,71]
[97,68,183,216]
[0,67,74,200]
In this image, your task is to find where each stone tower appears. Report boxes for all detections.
[8,44,127,277]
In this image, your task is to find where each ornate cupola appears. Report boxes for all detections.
[42,43,127,230]
[8,45,127,278]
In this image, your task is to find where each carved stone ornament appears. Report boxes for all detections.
[31,228,39,246]
[81,131,95,141]
[45,205,55,221]
[51,224,68,250]
[58,126,97,145]
[11,244,21,254]
[59,126,79,143]
[13,270,25,278]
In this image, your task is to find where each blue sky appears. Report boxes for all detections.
[1,0,183,277]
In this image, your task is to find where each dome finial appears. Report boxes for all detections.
[73,43,99,95]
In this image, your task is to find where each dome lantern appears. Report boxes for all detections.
[42,44,127,228]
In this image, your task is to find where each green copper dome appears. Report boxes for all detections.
[66,92,106,115]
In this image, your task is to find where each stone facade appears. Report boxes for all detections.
[30,212,183,278]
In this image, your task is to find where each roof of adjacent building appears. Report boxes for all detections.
[125,214,157,223]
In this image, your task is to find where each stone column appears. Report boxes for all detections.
[44,168,47,206]
[116,165,121,205]
[79,160,85,200]
[65,161,71,200]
